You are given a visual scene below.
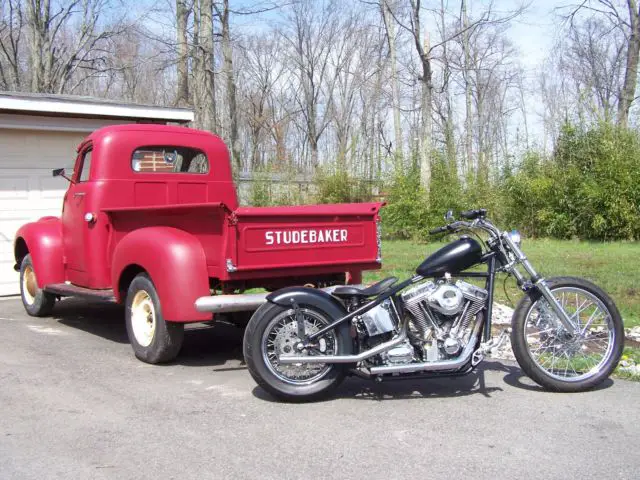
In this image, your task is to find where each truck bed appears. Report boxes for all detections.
[226,202,382,281]
[104,202,382,285]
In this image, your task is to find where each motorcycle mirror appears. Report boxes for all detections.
[444,210,454,222]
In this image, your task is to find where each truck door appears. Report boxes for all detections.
[62,146,93,286]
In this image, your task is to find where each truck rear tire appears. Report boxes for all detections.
[125,273,184,364]
[20,254,56,317]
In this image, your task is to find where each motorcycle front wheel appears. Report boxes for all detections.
[243,302,352,402]
[511,276,624,392]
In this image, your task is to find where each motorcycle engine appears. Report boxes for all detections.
[401,279,488,360]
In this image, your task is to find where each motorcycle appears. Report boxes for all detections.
[243,209,624,401]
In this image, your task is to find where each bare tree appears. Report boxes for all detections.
[192,0,217,131]
[23,0,127,93]
[565,0,640,127]
[283,0,342,168]
[461,0,473,177]
[175,0,191,107]
[619,0,640,126]
[216,0,240,169]
[561,16,626,122]
[0,0,24,90]
[380,0,403,162]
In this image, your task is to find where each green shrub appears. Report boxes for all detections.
[505,122,640,240]
[380,163,429,239]
[248,169,273,207]
[314,168,374,204]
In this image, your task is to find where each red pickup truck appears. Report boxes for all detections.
[13,124,382,363]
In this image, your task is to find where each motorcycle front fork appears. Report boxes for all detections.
[502,235,578,335]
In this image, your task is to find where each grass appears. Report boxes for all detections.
[364,238,640,328]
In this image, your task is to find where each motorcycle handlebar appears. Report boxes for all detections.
[460,208,487,220]
[428,226,449,235]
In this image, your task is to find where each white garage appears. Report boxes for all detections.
[0,93,194,296]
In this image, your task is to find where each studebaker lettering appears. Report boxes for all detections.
[265,229,348,246]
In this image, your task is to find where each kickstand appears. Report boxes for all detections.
[480,328,511,355]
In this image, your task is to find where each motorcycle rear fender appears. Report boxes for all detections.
[266,287,348,321]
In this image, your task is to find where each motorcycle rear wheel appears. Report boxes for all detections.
[243,302,352,402]
[511,276,624,392]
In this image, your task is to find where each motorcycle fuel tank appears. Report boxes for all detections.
[416,237,483,276]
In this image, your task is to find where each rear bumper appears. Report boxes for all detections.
[194,285,360,314]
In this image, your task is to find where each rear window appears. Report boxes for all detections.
[131,146,209,174]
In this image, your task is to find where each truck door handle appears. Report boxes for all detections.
[73,192,86,197]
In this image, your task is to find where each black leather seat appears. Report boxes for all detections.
[332,276,398,299]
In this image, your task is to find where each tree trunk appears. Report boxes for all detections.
[462,0,473,177]
[221,0,241,171]
[175,0,190,107]
[26,0,50,92]
[381,0,403,164]
[410,0,432,195]
[440,0,456,174]
[193,0,216,132]
[617,0,640,127]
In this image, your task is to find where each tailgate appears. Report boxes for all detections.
[228,203,382,275]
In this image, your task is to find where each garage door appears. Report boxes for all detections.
[0,129,86,296]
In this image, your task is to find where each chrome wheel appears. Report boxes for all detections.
[524,287,616,382]
[22,264,37,306]
[261,308,338,385]
[130,290,156,348]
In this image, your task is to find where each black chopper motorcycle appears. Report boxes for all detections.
[243,209,624,401]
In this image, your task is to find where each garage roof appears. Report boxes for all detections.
[0,91,194,124]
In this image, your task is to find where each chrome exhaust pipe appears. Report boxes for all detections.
[278,327,408,365]
[194,285,359,314]
[195,293,269,313]
[367,319,484,375]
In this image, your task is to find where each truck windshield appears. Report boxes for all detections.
[131,146,209,174]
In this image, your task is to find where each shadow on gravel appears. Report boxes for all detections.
[498,361,614,393]
[253,361,506,403]
[52,298,128,344]
[176,321,246,369]
[252,359,615,402]
[50,298,247,370]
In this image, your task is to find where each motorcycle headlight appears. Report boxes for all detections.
[508,229,522,247]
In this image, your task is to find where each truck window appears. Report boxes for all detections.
[78,149,92,182]
[131,147,209,174]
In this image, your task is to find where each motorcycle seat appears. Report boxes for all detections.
[332,276,398,299]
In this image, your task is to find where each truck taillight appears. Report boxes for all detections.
[376,217,382,263]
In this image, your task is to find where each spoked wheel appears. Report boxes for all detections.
[243,302,352,402]
[511,277,624,392]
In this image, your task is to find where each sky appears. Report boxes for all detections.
[506,0,563,71]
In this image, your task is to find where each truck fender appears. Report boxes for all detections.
[14,217,65,288]
[111,227,210,322]
[266,287,348,323]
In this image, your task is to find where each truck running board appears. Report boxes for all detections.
[44,283,116,302]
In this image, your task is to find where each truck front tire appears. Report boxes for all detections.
[20,254,56,317]
[125,273,184,364]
